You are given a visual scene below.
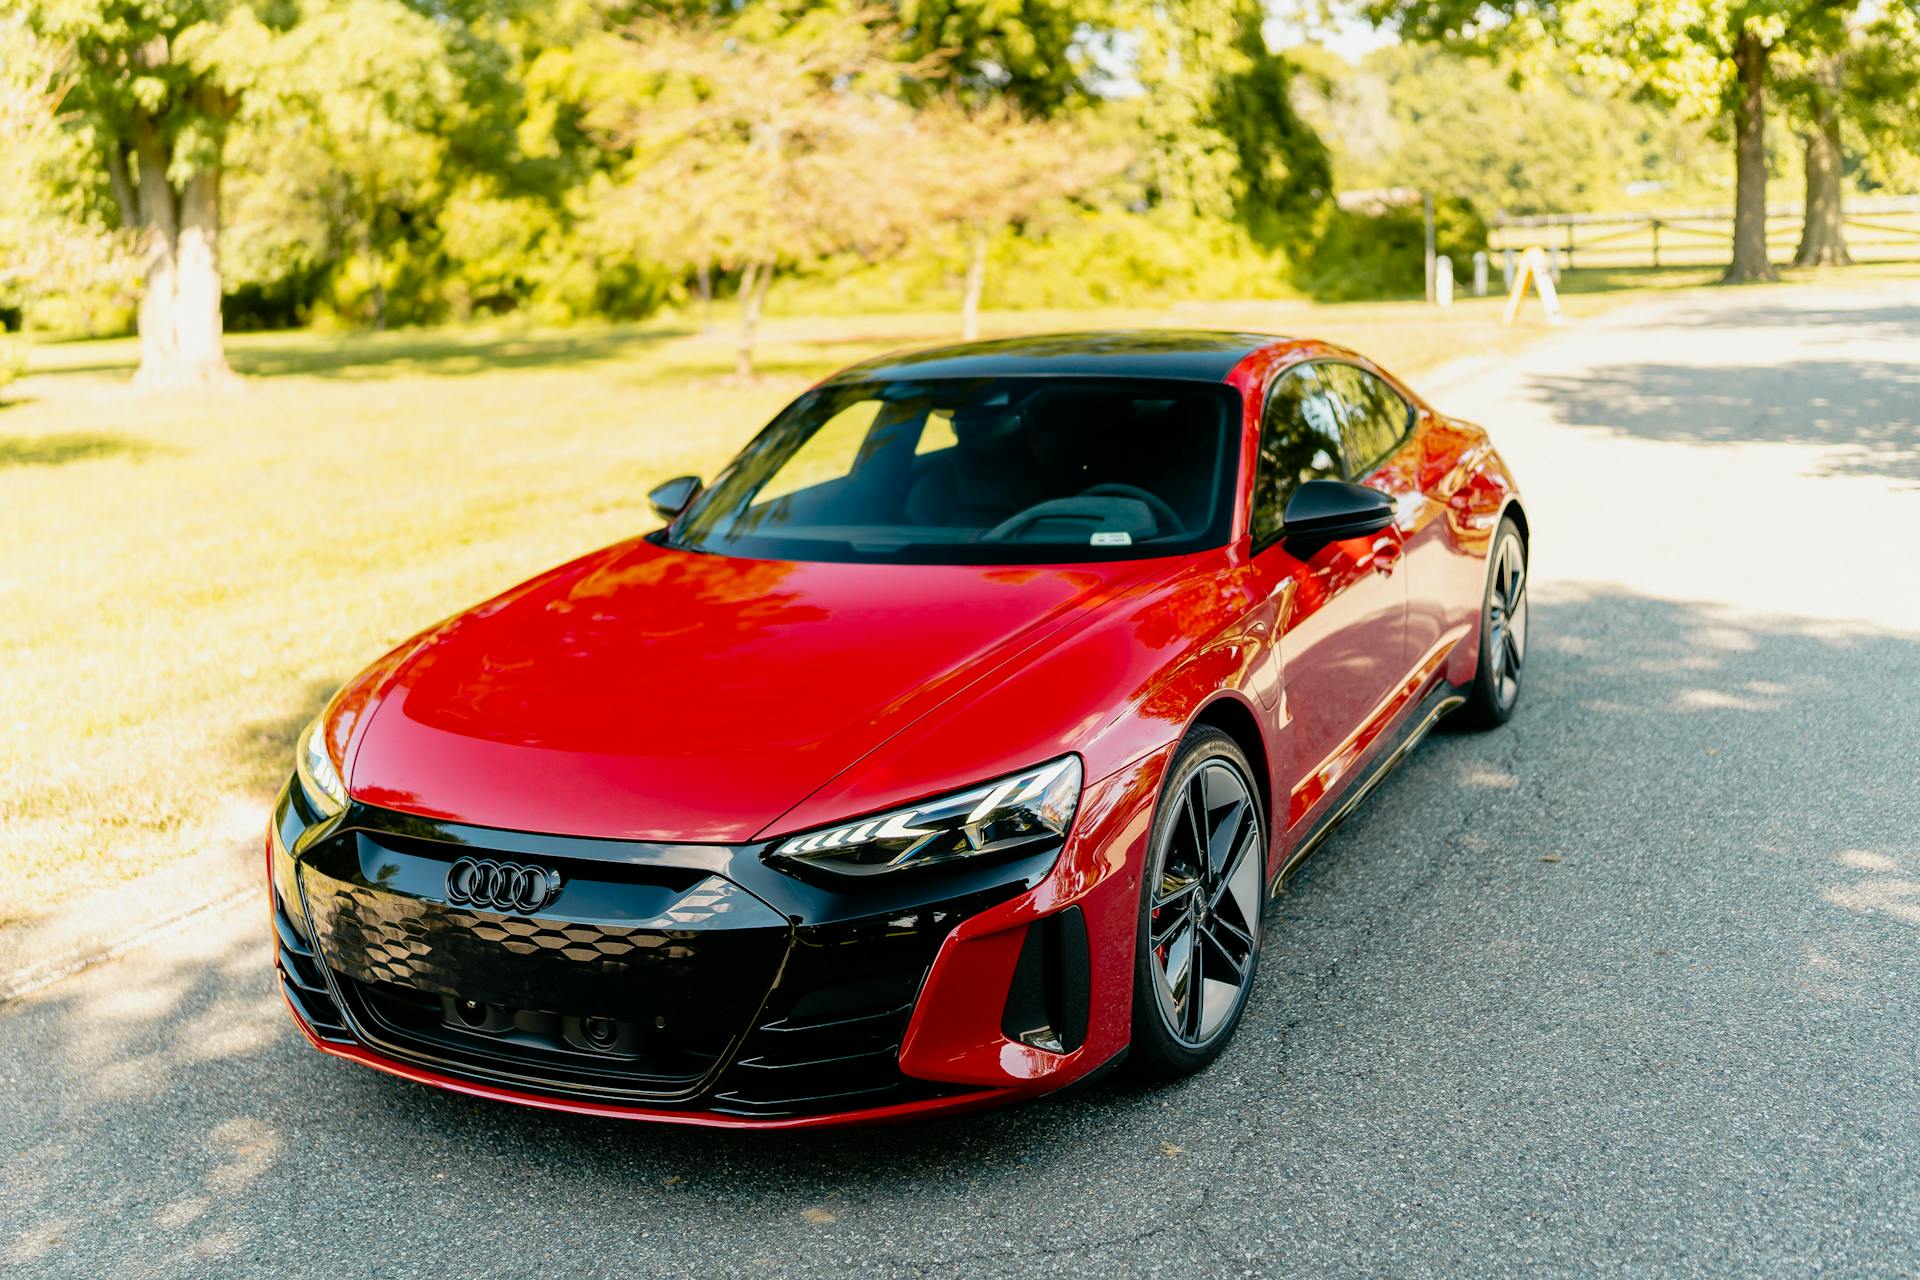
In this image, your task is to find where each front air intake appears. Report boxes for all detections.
[1000,907,1090,1054]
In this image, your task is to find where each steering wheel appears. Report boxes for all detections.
[1080,484,1180,535]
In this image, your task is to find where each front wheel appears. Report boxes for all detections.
[1457,516,1528,729]
[1127,727,1266,1081]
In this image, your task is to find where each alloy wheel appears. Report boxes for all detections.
[1147,758,1264,1048]
[1485,530,1528,710]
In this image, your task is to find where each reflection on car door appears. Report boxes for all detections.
[1247,362,1410,845]
[1321,361,1471,689]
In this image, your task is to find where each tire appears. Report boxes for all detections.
[1456,516,1529,730]
[1127,726,1266,1081]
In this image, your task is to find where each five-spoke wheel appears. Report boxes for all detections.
[1130,727,1265,1077]
[1459,516,1529,728]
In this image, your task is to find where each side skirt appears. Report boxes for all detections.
[1267,686,1467,898]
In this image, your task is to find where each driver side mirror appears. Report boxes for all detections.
[648,474,702,521]
[1281,479,1393,546]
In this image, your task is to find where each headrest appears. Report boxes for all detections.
[951,404,1025,449]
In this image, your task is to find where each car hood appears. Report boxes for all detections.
[344,536,1153,842]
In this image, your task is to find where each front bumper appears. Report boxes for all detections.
[270,750,1167,1128]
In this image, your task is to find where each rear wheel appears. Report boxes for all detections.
[1457,517,1528,729]
[1127,727,1266,1081]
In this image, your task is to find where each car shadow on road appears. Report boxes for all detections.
[1527,357,1920,485]
[5,585,1920,1273]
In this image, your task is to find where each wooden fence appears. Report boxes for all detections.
[1490,196,1920,269]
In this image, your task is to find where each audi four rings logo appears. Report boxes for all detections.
[446,857,564,913]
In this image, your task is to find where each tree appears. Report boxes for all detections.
[1209,9,1331,228]
[1369,0,1854,283]
[1293,42,1723,218]
[895,0,1103,115]
[243,0,459,329]
[21,0,263,386]
[1844,6,1920,192]
[1126,0,1245,219]
[580,9,929,377]
[1786,47,1851,266]
[18,0,538,378]
[1784,4,1920,266]
[914,101,1128,338]
[1124,0,1331,231]
[0,17,134,337]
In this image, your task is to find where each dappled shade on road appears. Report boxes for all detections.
[1529,357,1920,485]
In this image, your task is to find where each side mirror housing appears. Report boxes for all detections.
[648,474,702,521]
[1281,479,1393,546]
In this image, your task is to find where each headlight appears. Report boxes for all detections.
[295,714,347,816]
[770,756,1081,878]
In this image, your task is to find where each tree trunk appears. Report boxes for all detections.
[1724,29,1779,285]
[736,263,772,380]
[363,223,389,332]
[172,169,231,373]
[130,118,235,389]
[961,226,989,342]
[696,261,714,333]
[1793,55,1851,268]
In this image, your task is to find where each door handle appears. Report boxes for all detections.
[1369,537,1402,576]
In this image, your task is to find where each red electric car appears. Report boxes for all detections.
[272,331,1528,1128]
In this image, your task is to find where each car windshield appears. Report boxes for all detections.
[666,376,1240,565]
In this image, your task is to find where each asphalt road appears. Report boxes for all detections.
[6,284,1920,1278]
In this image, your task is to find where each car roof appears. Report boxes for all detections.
[824,330,1287,385]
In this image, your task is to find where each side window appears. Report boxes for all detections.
[1324,364,1412,476]
[1251,364,1346,545]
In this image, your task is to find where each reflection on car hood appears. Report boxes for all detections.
[345,536,1153,842]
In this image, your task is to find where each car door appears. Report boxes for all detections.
[1319,361,1459,683]
[1247,362,1409,842]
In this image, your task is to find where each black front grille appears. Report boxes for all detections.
[297,830,791,1102]
[277,799,1052,1119]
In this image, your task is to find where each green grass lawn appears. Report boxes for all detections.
[0,287,1655,926]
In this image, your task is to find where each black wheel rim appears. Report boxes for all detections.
[1147,758,1263,1048]
[1486,530,1528,710]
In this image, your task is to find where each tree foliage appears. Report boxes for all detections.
[1210,10,1332,228]
[579,8,934,374]
[911,98,1130,335]
[1291,42,1723,217]
[56,0,1920,354]
[2,18,135,332]
[895,0,1100,114]
[1366,0,1864,281]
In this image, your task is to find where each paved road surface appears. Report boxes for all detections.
[6,284,1919,1277]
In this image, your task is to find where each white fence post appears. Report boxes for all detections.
[1436,255,1454,308]
[1472,251,1489,297]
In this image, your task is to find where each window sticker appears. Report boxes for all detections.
[1090,531,1133,546]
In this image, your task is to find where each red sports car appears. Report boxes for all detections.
[271,331,1528,1128]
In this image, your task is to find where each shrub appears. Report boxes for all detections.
[1297,197,1489,302]
[779,206,1301,316]
[0,334,27,401]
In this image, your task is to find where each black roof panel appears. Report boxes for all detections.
[826,330,1285,385]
